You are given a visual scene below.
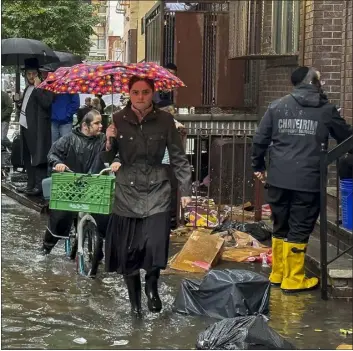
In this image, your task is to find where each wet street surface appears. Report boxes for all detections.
[1,194,352,349]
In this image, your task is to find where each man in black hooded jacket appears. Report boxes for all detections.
[252,66,352,293]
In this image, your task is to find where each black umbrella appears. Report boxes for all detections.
[1,38,59,66]
[41,51,83,72]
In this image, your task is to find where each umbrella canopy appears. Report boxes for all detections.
[41,51,83,72]
[43,66,70,81]
[38,61,186,95]
[1,38,59,66]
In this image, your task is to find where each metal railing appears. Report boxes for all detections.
[177,128,263,228]
[320,135,353,300]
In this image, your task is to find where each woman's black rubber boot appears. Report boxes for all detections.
[145,269,162,313]
[123,271,142,316]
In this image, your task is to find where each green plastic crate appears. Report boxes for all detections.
[49,172,115,215]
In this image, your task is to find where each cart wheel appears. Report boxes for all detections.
[77,221,102,278]
[64,225,78,260]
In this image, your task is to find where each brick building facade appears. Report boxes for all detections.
[341,1,352,125]
[228,0,352,185]
[229,0,352,123]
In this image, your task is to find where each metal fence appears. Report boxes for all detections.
[177,128,263,228]
[145,3,162,64]
[319,136,353,300]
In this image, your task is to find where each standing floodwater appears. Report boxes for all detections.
[1,195,352,349]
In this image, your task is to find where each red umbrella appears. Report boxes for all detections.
[38,61,185,95]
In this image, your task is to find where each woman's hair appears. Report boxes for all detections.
[80,109,101,128]
[128,76,155,92]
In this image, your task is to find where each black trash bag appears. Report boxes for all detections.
[196,314,296,350]
[234,222,272,242]
[212,221,272,242]
[212,219,236,233]
[172,269,270,319]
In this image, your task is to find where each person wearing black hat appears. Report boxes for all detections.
[252,66,352,293]
[14,58,54,196]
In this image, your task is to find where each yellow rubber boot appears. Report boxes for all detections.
[281,242,319,292]
[269,237,284,286]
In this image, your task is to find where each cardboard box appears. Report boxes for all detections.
[169,229,225,273]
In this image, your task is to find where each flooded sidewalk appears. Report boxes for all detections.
[1,195,352,349]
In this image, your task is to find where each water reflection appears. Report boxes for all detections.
[1,195,352,349]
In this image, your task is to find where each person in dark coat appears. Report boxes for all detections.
[39,109,110,256]
[105,76,192,315]
[95,94,106,114]
[14,58,54,196]
[1,89,14,150]
[252,66,352,293]
[76,97,92,126]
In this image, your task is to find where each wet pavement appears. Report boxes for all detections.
[1,194,352,349]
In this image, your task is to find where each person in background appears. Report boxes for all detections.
[95,94,106,114]
[252,66,352,293]
[76,97,92,126]
[84,96,92,108]
[1,89,14,150]
[40,109,109,256]
[14,58,54,196]
[105,76,192,316]
[153,63,178,111]
[91,97,102,113]
[51,93,80,143]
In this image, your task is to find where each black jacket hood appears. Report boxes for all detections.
[290,84,328,108]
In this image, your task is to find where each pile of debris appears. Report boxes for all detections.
[184,197,271,228]
[169,221,272,273]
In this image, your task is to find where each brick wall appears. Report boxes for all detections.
[230,0,349,122]
[341,1,353,125]
[257,1,298,118]
[257,60,298,118]
[300,0,350,186]
[302,0,344,106]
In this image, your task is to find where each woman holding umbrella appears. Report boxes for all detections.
[106,76,192,316]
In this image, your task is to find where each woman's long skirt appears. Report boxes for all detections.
[104,212,171,275]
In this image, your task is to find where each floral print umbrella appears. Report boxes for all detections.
[38,61,186,95]
[45,66,70,82]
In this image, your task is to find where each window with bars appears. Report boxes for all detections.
[228,0,261,58]
[96,35,106,49]
[272,0,300,54]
